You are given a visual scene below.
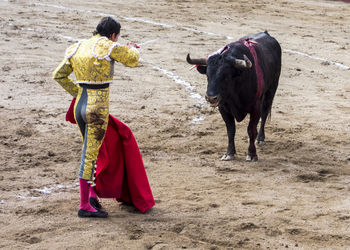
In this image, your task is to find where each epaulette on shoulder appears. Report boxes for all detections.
[65,40,84,59]
[92,36,120,60]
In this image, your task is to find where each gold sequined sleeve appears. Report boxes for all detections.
[52,59,78,97]
[110,45,140,68]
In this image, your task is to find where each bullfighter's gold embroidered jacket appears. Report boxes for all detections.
[52,34,140,97]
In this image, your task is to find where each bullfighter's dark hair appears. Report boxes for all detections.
[93,16,121,38]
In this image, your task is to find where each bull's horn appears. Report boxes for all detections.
[234,55,252,69]
[186,54,208,65]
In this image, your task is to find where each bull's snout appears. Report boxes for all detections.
[205,95,221,107]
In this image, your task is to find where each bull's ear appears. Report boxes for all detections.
[196,66,207,74]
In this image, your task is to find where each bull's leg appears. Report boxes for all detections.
[247,109,260,162]
[257,107,268,146]
[219,106,236,161]
[257,81,279,145]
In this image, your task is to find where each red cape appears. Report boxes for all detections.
[66,99,155,213]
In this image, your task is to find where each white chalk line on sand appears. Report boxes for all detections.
[141,59,206,123]
[32,183,78,194]
[56,34,80,42]
[138,38,161,46]
[33,2,233,39]
[283,49,350,70]
[32,1,349,71]
[141,59,205,103]
[14,183,79,200]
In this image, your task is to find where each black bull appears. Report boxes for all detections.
[187,31,281,161]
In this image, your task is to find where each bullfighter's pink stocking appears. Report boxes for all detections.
[89,186,98,200]
[79,179,97,212]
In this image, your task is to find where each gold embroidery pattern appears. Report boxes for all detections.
[52,59,78,97]
[68,35,139,85]
[75,86,109,182]
[110,46,140,68]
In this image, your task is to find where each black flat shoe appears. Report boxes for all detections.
[89,197,103,211]
[78,209,108,218]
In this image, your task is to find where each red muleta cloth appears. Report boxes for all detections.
[65,98,155,213]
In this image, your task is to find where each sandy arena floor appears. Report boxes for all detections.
[1,0,350,249]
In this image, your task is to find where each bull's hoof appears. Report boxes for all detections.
[255,140,265,146]
[221,154,235,161]
[246,155,258,162]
